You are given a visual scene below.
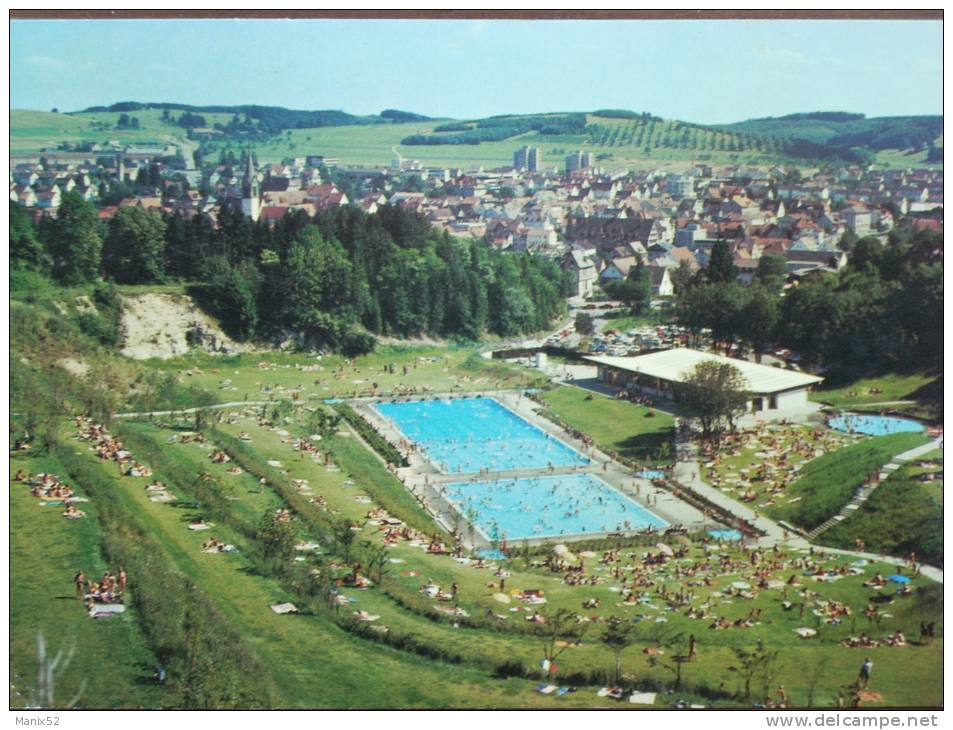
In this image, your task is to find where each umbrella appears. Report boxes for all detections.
[656,543,675,557]
[888,574,911,584]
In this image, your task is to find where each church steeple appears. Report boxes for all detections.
[241,150,260,221]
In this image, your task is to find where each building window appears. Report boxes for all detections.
[769,395,778,409]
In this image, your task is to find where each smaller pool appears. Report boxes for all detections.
[708,529,743,541]
[828,413,925,437]
[474,548,507,561]
[637,470,667,480]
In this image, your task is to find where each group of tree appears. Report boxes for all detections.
[116,113,140,129]
[675,229,942,381]
[11,195,572,355]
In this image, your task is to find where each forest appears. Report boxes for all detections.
[10,196,573,355]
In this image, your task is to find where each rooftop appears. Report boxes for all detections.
[585,348,823,394]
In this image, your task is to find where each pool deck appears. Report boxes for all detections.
[353,391,713,548]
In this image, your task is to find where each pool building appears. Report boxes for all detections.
[586,348,824,417]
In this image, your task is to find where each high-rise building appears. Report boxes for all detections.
[565,150,591,173]
[527,147,540,173]
[514,145,539,172]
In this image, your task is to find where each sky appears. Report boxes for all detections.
[10,18,943,124]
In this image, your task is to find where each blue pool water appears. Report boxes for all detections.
[374,397,589,474]
[442,472,668,541]
[828,413,925,437]
[708,529,743,541]
[637,470,667,480]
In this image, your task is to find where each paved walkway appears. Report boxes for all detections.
[808,437,944,540]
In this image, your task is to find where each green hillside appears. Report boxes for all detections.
[11,106,942,171]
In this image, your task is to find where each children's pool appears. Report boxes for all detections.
[374,397,589,474]
[637,470,667,480]
[442,472,668,541]
[828,413,925,437]
[708,529,743,541]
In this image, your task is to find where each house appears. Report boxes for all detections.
[599,255,639,283]
[562,249,598,299]
[841,203,872,236]
[648,266,674,297]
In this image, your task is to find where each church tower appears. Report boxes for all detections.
[241,151,260,221]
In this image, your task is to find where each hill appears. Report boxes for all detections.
[721,112,942,158]
[11,105,941,170]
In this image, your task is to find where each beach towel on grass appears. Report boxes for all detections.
[629,691,656,705]
[536,684,558,695]
[88,603,126,619]
[270,603,299,614]
[188,523,211,531]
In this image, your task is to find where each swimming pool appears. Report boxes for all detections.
[374,397,589,474]
[637,470,667,480]
[708,529,743,541]
[442,472,668,541]
[828,413,925,437]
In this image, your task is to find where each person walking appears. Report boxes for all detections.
[74,571,86,600]
[859,657,873,688]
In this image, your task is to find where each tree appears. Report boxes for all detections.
[256,511,297,563]
[604,259,652,314]
[10,202,51,272]
[673,360,750,439]
[670,259,695,295]
[43,191,102,284]
[538,608,588,674]
[332,517,357,563]
[754,253,788,294]
[728,639,781,703]
[601,617,636,685]
[706,239,738,284]
[102,205,167,283]
[574,312,595,336]
[738,285,779,362]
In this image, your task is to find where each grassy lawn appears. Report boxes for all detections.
[767,433,931,531]
[145,345,546,407]
[107,414,949,707]
[57,436,613,708]
[701,424,859,513]
[810,372,941,421]
[535,385,675,464]
[823,455,943,567]
[10,451,162,709]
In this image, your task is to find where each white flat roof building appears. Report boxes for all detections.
[586,348,824,416]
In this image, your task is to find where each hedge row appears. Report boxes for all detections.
[331,403,408,466]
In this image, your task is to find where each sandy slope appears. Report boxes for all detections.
[119,293,247,360]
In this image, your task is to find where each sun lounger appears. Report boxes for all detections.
[270,602,299,614]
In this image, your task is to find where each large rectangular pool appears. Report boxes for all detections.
[374,397,589,474]
[443,473,668,541]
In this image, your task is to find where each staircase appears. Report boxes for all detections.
[807,438,942,541]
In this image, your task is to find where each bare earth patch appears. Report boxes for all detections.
[119,293,249,360]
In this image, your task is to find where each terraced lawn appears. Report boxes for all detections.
[10,452,162,709]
